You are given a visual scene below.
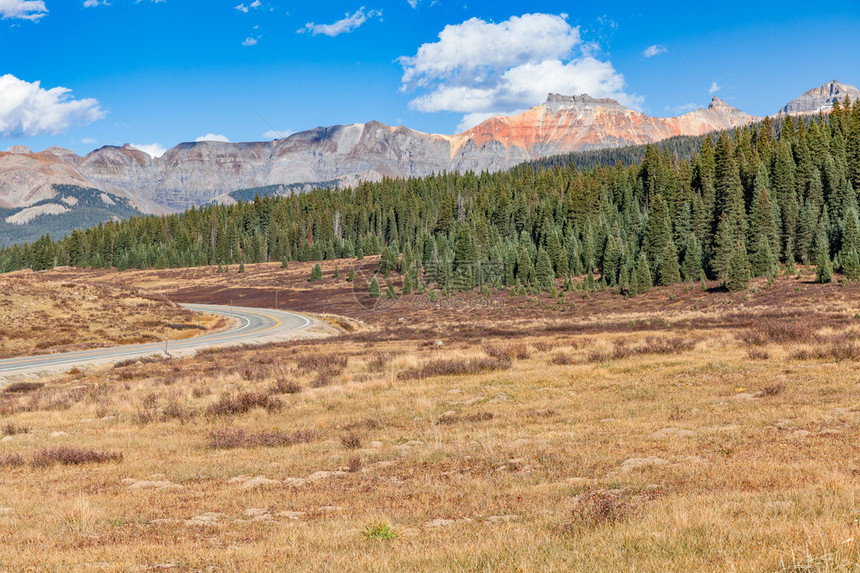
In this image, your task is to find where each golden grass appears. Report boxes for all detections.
[1,310,859,571]
[0,272,225,358]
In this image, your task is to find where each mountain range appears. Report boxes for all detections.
[0,79,857,243]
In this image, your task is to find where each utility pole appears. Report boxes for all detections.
[275,290,278,310]
[197,311,201,336]
[164,320,169,354]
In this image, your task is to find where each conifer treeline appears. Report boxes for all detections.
[2,99,859,294]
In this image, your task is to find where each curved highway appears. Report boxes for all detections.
[0,304,315,380]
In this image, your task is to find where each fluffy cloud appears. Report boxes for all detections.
[242,36,259,46]
[400,13,640,125]
[0,74,104,138]
[0,0,47,20]
[129,143,167,158]
[235,1,260,13]
[299,7,381,37]
[195,133,230,143]
[81,137,96,144]
[709,81,721,95]
[642,44,666,58]
[263,128,292,139]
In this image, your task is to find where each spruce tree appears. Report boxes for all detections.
[309,263,321,282]
[750,234,777,278]
[238,261,245,273]
[402,271,413,295]
[726,242,751,291]
[385,281,396,299]
[369,275,380,297]
[656,239,681,286]
[631,253,652,295]
[681,234,704,282]
[535,249,555,291]
[333,265,340,279]
[814,228,833,283]
[347,266,355,282]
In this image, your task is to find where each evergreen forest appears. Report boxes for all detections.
[3,99,859,296]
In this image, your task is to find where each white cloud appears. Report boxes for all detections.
[709,81,721,95]
[0,0,47,20]
[299,7,382,37]
[0,74,105,138]
[235,0,260,12]
[129,143,167,158]
[195,133,230,143]
[643,44,666,58]
[242,35,259,46]
[81,137,96,144]
[263,128,292,139]
[400,13,640,126]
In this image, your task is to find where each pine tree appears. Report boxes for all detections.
[347,266,355,282]
[814,228,833,283]
[402,271,414,295]
[750,234,777,277]
[333,265,340,279]
[726,241,751,291]
[535,248,555,291]
[238,261,245,273]
[368,275,380,297]
[680,234,704,282]
[385,281,396,299]
[309,263,321,282]
[631,252,652,295]
[656,239,681,286]
[281,257,288,269]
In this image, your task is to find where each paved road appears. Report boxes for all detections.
[0,304,315,381]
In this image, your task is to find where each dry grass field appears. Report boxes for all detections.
[0,272,226,359]
[1,260,859,571]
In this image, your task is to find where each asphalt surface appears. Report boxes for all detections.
[0,304,315,381]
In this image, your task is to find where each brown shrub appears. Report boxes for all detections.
[739,319,813,346]
[3,423,29,436]
[585,336,696,363]
[550,352,574,365]
[340,433,362,449]
[793,341,860,361]
[569,490,637,528]
[3,382,44,394]
[397,356,511,381]
[208,428,316,450]
[271,379,302,394]
[747,348,771,360]
[483,343,531,361]
[0,453,25,468]
[761,381,786,396]
[206,391,282,417]
[532,341,556,352]
[31,447,122,468]
[438,411,494,425]
[348,456,363,472]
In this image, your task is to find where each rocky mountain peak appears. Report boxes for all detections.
[708,96,734,110]
[778,80,859,115]
[543,93,627,113]
[6,145,32,155]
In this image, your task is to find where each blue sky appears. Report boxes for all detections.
[1,0,858,157]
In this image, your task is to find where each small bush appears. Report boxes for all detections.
[3,382,44,394]
[438,411,494,425]
[762,381,786,396]
[206,392,282,417]
[207,428,316,449]
[362,520,398,540]
[348,456,363,472]
[271,379,302,394]
[397,356,511,381]
[739,320,812,346]
[747,348,771,360]
[483,343,531,361]
[569,490,636,528]
[3,423,29,436]
[341,433,362,449]
[550,352,574,365]
[31,447,122,468]
[0,453,25,468]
